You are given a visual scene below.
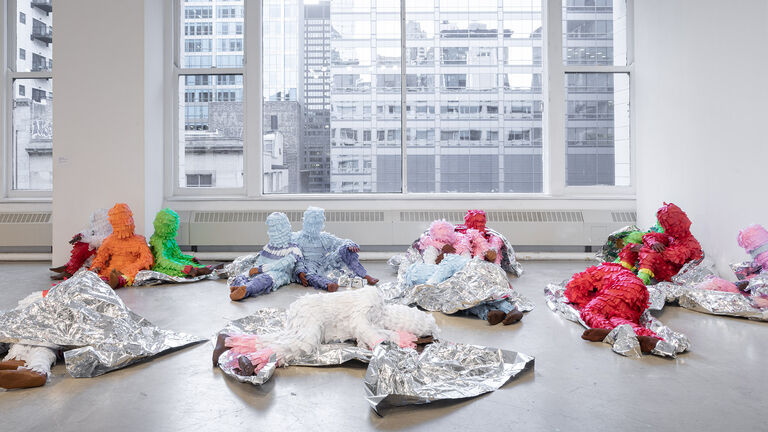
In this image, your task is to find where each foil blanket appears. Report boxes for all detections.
[0,270,205,378]
[133,270,215,286]
[379,257,534,315]
[647,258,768,321]
[221,254,366,289]
[364,341,534,414]
[595,225,640,263]
[544,281,689,358]
[388,228,523,278]
[215,307,373,385]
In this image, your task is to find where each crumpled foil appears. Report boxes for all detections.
[133,270,215,286]
[0,270,204,378]
[389,228,523,277]
[363,341,534,414]
[215,308,373,385]
[595,225,640,263]
[379,259,534,315]
[646,257,768,321]
[544,281,689,358]
[730,261,758,281]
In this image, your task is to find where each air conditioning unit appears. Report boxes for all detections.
[0,212,53,249]
[181,209,637,251]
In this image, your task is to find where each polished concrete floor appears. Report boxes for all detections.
[0,260,766,431]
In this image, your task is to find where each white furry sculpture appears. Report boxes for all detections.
[213,286,439,375]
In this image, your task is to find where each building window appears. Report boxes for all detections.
[172,0,631,196]
[8,0,54,192]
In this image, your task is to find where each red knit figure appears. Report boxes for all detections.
[618,203,703,284]
[565,263,659,339]
[65,239,97,275]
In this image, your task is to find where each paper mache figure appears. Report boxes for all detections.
[618,203,703,285]
[49,209,112,280]
[0,292,58,390]
[229,212,303,301]
[149,208,212,278]
[565,263,662,353]
[89,203,154,288]
[455,210,504,265]
[292,206,378,292]
[213,286,438,375]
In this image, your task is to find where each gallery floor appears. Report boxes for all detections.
[0,260,765,431]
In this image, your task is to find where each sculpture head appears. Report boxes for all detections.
[108,203,135,239]
[302,206,325,235]
[428,220,456,244]
[738,224,768,268]
[266,212,292,247]
[153,208,180,239]
[464,209,487,232]
[656,203,692,238]
[81,208,112,248]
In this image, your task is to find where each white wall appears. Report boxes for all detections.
[634,0,768,276]
[51,0,164,263]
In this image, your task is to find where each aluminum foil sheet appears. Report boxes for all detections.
[730,261,758,281]
[0,270,204,378]
[363,341,534,414]
[645,258,768,321]
[133,270,214,286]
[215,307,374,386]
[544,281,689,358]
[595,225,640,263]
[220,254,260,279]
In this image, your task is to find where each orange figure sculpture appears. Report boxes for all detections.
[90,203,154,288]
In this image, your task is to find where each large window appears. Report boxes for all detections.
[172,0,632,196]
[176,0,244,190]
[6,0,53,193]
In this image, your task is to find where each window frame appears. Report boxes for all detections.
[2,0,53,200]
[167,0,635,202]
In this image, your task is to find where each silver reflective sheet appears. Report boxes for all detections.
[221,254,260,279]
[133,270,214,286]
[364,341,534,414]
[0,270,204,378]
[544,281,688,358]
[730,261,758,281]
[647,258,768,321]
[380,259,534,315]
[595,224,640,262]
[216,308,373,386]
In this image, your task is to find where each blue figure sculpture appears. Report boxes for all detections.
[229,212,303,301]
[292,206,378,292]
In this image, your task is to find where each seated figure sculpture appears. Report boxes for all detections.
[149,208,212,278]
[90,203,154,288]
[229,212,303,301]
[49,209,112,280]
[292,207,378,292]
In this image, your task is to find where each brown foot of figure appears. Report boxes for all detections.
[195,266,213,276]
[327,283,339,293]
[108,269,123,289]
[0,360,27,370]
[637,336,661,353]
[49,265,68,273]
[415,335,435,354]
[502,308,524,325]
[364,275,379,285]
[237,356,255,376]
[0,369,47,389]
[50,272,71,280]
[212,333,229,367]
[582,328,611,342]
[229,286,248,301]
[487,310,506,325]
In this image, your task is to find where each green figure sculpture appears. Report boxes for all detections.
[150,208,211,278]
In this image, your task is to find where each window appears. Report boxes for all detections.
[171,0,632,197]
[8,1,54,192]
[176,1,244,190]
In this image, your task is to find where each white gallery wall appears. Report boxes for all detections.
[634,0,768,275]
[51,0,164,263]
